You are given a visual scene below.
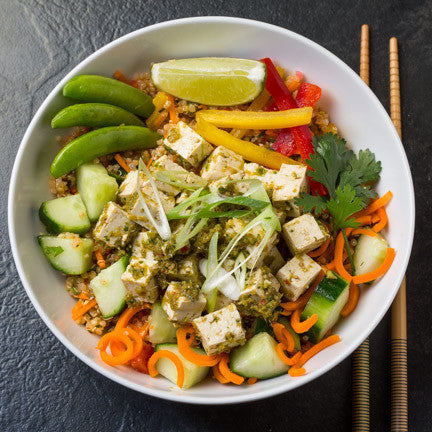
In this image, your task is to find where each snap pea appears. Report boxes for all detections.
[51,103,145,128]
[63,75,155,118]
[50,126,161,178]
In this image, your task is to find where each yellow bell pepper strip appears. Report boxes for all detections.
[195,117,302,170]
[196,107,312,130]
[146,92,170,129]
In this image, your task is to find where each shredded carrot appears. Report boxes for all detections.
[148,350,185,388]
[372,213,381,224]
[115,305,151,330]
[113,70,131,85]
[325,261,336,271]
[247,377,258,385]
[177,326,221,367]
[372,207,388,232]
[340,282,360,317]
[307,238,330,258]
[280,270,325,312]
[121,328,144,359]
[97,331,135,366]
[265,130,278,138]
[334,230,353,281]
[77,292,89,300]
[295,334,341,369]
[218,354,244,385]
[72,298,97,320]
[280,309,292,316]
[290,309,318,334]
[153,110,169,128]
[272,322,295,352]
[94,250,106,269]
[114,153,131,173]
[355,191,393,217]
[129,322,150,339]
[212,364,229,384]
[350,228,378,237]
[166,94,179,124]
[352,248,396,284]
[146,157,153,168]
[276,344,302,366]
[288,366,306,377]
[354,215,372,226]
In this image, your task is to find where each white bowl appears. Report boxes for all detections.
[8,17,414,404]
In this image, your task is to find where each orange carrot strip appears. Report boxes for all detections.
[288,366,306,377]
[372,213,381,224]
[276,344,302,366]
[97,331,135,366]
[372,207,388,232]
[72,298,97,320]
[340,282,360,317]
[114,154,131,173]
[290,309,318,334]
[121,327,143,359]
[352,248,396,284]
[280,309,292,316]
[146,157,154,168]
[296,334,341,368]
[77,292,89,300]
[115,305,151,330]
[148,350,185,388]
[350,228,378,237]
[166,95,179,124]
[247,377,258,385]
[272,323,295,352]
[355,191,393,217]
[334,230,353,281]
[177,326,221,367]
[113,70,131,85]
[325,261,336,271]
[94,250,106,269]
[354,215,372,226]
[212,364,229,384]
[307,238,330,258]
[280,270,325,312]
[153,111,169,128]
[219,354,245,385]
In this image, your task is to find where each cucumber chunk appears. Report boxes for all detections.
[76,163,118,221]
[155,343,210,388]
[278,316,301,351]
[148,302,177,345]
[39,194,90,234]
[38,235,93,275]
[302,271,349,343]
[230,332,289,379]
[353,232,389,276]
[90,255,128,318]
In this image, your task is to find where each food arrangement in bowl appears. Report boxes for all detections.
[37,55,395,390]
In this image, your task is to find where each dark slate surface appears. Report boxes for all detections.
[1,1,431,431]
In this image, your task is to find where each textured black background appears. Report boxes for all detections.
[1,1,432,431]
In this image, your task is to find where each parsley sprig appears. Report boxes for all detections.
[295,133,382,234]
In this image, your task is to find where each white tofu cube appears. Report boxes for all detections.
[243,163,278,193]
[121,256,160,304]
[163,121,213,167]
[282,214,329,254]
[276,253,322,301]
[117,171,146,205]
[261,246,285,274]
[208,173,249,195]
[162,281,206,323]
[93,202,138,248]
[201,146,244,181]
[132,230,174,259]
[214,293,233,311]
[236,267,282,319]
[193,303,246,355]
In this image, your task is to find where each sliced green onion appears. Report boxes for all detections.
[154,170,207,191]
[234,252,247,291]
[174,203,208,251]
[137,158,171,241]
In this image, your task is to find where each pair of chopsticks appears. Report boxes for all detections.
[352,25,408,432]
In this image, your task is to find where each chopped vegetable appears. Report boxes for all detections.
[148,349,185,388]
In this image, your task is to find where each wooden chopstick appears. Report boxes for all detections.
[352,23,371,432]
[389,37,408,432]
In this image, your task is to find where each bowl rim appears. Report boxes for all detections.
[8,16,415,405]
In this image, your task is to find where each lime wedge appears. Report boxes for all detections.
[151,57,266,106]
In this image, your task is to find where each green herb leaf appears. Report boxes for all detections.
[294,194,327,214]
[348,149,382,183]
[326,185,363,231]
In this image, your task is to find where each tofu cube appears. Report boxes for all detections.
[200,146,244,181]
[117,171,144,205]
[236,266,282,319]
[193,303,246,355]
[208,173,249,196]
[272,204,288,224]
[272,164,309,217]
[162,281,206,323]
[93,202,138,248]
[261,246,285,274]
[243,163,278,193]
[121,255,160,304]
[276,253,322,301]
[214,293,233,311]
[132,230,175,259]
[163,121,213,167]
[282,214,329,254]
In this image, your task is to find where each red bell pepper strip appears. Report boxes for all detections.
[264,101,278,112]
[296,82,322,108]
[272,129,296,157]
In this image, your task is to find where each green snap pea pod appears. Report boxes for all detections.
[51,103,145,128]
[50,126,161,178]
[63,75,155,118]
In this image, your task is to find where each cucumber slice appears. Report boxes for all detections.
[301,271,349,343]
[353,232,389,276]
[76,163,118,221]
[38,235,94,275]
[39,194,90,234]
[278,316,301,351]
[230,332,289,379]
[155,343,210,388]
[148,302,177,345]
[90,255,128,318]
